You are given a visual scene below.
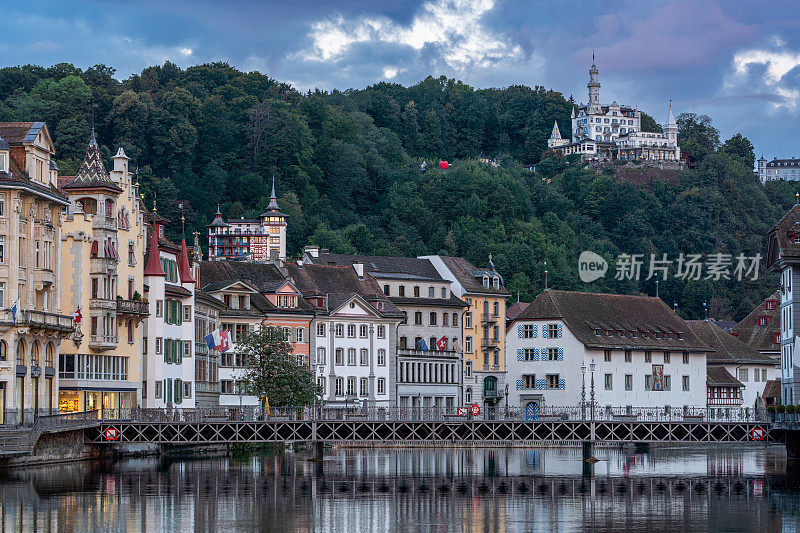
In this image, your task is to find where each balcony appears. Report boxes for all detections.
[195,381,220,393]
[195,342,210,356]
[89,334,118,351]
[116,298,149,316]
[19,310,74,333]
[397,348,460,359]
[483,389,499,399]
[481,337,499,348]
[33,268,54,290]
[90,257,117,275]
[481,313,498,324]
[89,298,116,311]
[92,215,117,231]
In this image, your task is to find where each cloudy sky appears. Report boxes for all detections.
[3,0,800,158]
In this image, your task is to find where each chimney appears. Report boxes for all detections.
[352,261,364,278]
[304,245,319,258]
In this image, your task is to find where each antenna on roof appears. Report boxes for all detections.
[544,261,548,291]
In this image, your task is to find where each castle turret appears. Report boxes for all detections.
[257,177,288,262]
[588,56,600,110]
[548,121,568,149]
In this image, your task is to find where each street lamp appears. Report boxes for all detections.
[589,359,596,426]
[581,362,587,419]
[504,383,509,417]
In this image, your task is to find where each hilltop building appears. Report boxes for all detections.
[58,134,147,415]
[549,60,681,163]
[0,122,74,425]
[206,178,287,262]
[757,156,800,183]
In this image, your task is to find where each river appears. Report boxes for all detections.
[2,444,799,531]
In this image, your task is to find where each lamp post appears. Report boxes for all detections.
[581,362,587,420]
[504,383,509,418]
[590,359,596,441]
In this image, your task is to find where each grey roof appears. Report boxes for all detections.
[0,136,8,151]
[0,122,45,145]
[388,295,468,309]
[435,256,509,296]
[311,253,445,282]
[686,319,778,366]
[517,289,710,352]
[707,367,743,387]
[731,291,780,354]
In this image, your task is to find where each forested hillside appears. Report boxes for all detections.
[0,62,793,320]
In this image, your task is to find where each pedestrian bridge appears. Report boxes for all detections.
[85,406,772,446]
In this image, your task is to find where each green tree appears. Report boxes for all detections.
[238,326,316,406]
[677,113,720,164]
[721,133,755,170]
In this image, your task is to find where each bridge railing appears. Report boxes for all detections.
[98,405,770,423]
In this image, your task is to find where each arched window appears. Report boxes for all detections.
[465,387,472,404]
[77,197,97,214]
[483,376,498,394]
[483,301,489,315]
[0,340,6,362]
[31,341,40,366]
[429,337,437,351]
[429,312,437,325]
[493,301,499,316]
[16,340,25,366]
[45,342,54,367]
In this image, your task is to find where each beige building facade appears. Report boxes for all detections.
[57,135,148,416]
[0,122,74,425]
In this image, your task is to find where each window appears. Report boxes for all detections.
[335,324,344,337]
[604,374,613,390]
[377,349,386,366]
[414,286,420,297]
[524,349,536,361]
[359,377,368,396]
[465,312,472,329]
[359,348,368,366]
[428,287,434,298]
[430,312,437,326]
[452,313,458,326]
[184,306,191,322]
[625,350,632,362]
[347,348,356,365]
[0,236,4,263]
[465,361,472,377]
[317,323,326,337]
[156,300,163,318]
[682,351,689,364]
[644,351,651,362]
[604,350,611,362]
[547,324,558,337]
[466,388,472,403]
[317,377,325,394]
[383,284,390,295]
[663,351,671,364]
[523,375,536,389]
[184,382,192,399]
[359,325,368,338]
[645,375,652,391]
[465,336,472,353]
[547,348,558,361]
[493,301,499,316]
[546,374,560,389]
[335,377,344,396]
[625,374,633,391]
[347,324,356,338]
[399,285,405,297]
[335,348,344,366]
[377,378,385,395]
[442,313,449,327]
[128,243,135,266]
[523,325,535,338]
[414,312,422,325]
[155,338,162,355]
[155,381,163,399]
[347,377,356,396]
[441,287,447,298]
[664,375,672,391]
[377,325,386,339]
[316,347,326,365]
[738,368,749,382]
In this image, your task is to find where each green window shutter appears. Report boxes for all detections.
[164,338,169,363]
[176,340,182,364]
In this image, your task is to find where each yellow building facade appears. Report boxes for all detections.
[57,137,148,415]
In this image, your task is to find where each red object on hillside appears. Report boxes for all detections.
[439,160,449,170]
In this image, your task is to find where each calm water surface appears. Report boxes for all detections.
[2,444,800,532]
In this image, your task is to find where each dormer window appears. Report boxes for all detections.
[483,276,489,288]
[774,332,781,344]
[493,277,499,289]
[0,151,6,173]
[765,300,777,310]
[794,235,800,244]
[759,316,771,326]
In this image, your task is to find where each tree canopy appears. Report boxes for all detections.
[0,61,787,321]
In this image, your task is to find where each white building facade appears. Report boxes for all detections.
[758,157,800,183]
[506,290,710,416]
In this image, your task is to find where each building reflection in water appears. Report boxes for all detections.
[0,445,799,532]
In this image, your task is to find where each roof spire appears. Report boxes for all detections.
[266,175,280,211]
[143,205,166,278]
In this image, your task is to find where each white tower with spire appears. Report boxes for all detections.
[257,176,288,262]
[588,54,601,112]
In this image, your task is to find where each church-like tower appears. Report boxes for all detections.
[588,57,601,111]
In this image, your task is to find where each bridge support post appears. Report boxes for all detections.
[582,440,594,477]
[312,440,325,476]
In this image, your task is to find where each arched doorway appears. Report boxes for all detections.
[525,401,540,421]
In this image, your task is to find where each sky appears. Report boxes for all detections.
[2,0,800,159]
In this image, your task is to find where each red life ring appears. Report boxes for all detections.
[470,403,480,416]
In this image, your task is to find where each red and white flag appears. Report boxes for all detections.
[72,307,82,324]
[435,336,447,351]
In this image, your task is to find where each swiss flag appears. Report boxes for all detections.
[435,336,447,351]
